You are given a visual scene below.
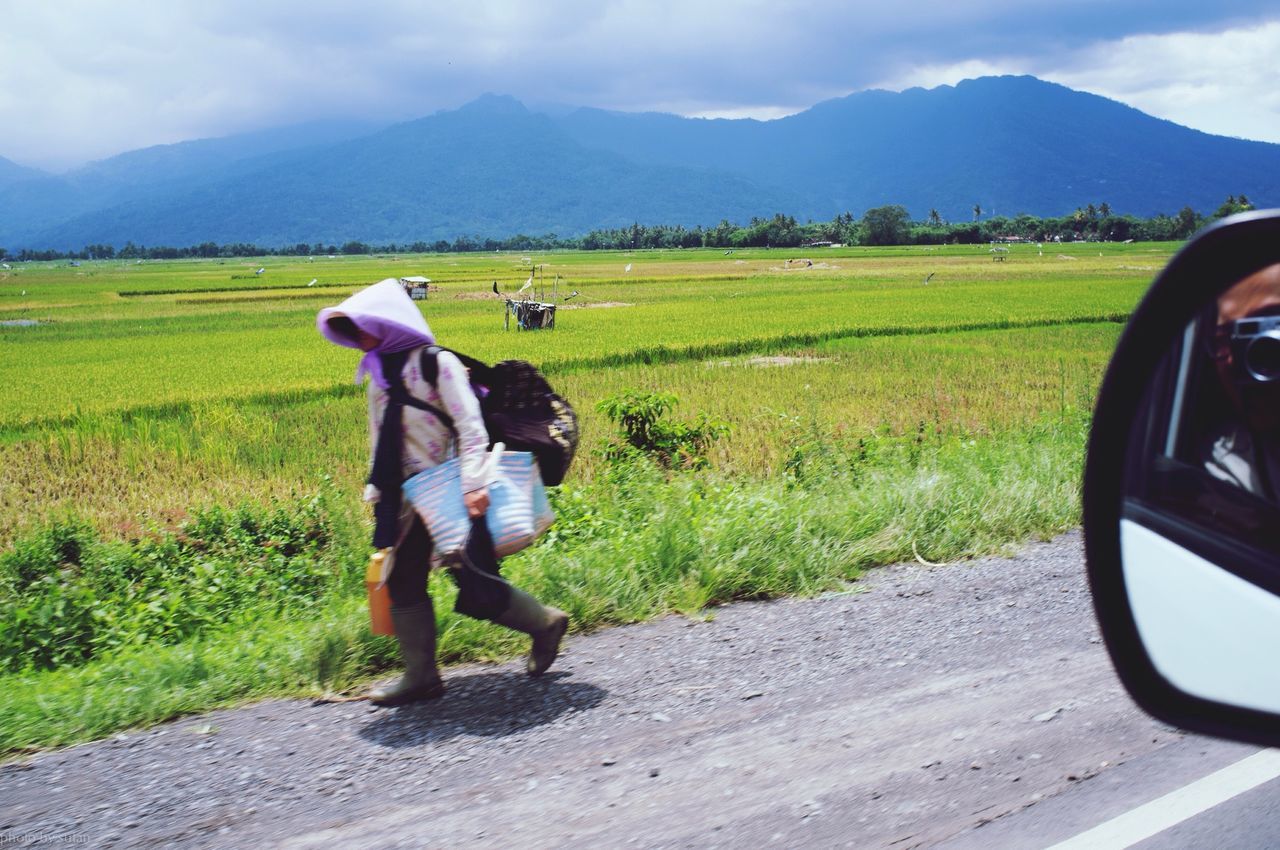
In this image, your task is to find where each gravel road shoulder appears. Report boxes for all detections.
[0,531,1180,848]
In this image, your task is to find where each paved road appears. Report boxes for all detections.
[0,531,1257,848]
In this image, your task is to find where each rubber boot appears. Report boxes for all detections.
[494,587,569,677]
[369,602,445,706]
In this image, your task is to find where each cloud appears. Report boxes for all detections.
[1,1,1277,170]
[1046,22,1280,144]
[879,20,1280,144]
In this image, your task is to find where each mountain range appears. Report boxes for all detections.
[3,75,1278,250]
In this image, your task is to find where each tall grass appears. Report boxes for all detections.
[0,246,1150,753]
[0,412,1087,754]
[0,490,359,673]
[0,323,1116,548]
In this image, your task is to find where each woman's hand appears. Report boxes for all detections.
[464,487,490,518]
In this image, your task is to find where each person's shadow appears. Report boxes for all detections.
[357,670,608,748]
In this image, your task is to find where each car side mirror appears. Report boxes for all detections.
[1085,209,1280,747]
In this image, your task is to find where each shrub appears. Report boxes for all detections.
[0,492,346,673]
[597,390,729,469]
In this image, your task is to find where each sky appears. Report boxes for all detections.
[2,1,1278,173]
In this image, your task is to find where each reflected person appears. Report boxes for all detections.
[1205,263,1280,498]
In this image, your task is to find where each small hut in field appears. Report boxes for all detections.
[400,276,430,300]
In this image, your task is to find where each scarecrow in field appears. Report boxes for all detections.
[317,280,569,706]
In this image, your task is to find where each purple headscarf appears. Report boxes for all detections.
[317,279,435,388]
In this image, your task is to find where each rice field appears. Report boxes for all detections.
[0,242,1166,545]
[0,242,1178,749]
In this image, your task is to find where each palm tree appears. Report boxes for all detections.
[972,204,982,222]
[928,208,942,227]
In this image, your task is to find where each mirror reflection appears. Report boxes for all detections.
[1205,264,1280,498]
[1119,261,1280,715]
[1125,262,1280,539]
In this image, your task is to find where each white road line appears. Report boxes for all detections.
[1045,748,1280,850]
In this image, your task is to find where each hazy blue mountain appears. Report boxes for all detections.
[65,119,387,191]
[556,76,1280,220]
[0,119,385,247]
[7,77,1280,250]
[29,97,803,248]
[0,156,47,189]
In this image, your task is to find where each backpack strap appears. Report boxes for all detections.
[367,350,411,548]
[419,344,492,384]
[384,348,457,436]
[368,347,468,547]
[419,344,441,386]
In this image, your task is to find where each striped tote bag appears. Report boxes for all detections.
[486,451,555,557]
[402,449,554,561]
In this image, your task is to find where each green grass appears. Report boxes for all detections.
[0,244,1165,754]
[0,243,1160,426]
[0,412,1087,754]
[0,322,1120,547]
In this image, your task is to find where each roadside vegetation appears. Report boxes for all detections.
[0,243,1156,754]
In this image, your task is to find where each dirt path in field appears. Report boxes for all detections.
[0,532,1179,848]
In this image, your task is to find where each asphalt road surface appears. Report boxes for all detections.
[2,531,1274,848]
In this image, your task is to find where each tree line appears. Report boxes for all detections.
[0,196,1256,262]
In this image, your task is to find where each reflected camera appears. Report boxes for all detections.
[1230,315,1280,382]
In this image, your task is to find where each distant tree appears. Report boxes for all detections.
[861,205,911,246]
[752,212,802,247]
[1106,215,1135,242]
[823,211,856,244]
[972,203,982,221]
[32,200,1234,264]
[1012,214,1038,237]
[1213,194,1255,219]
[1174,206,1202,238]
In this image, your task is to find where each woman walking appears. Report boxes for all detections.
[318,279,568,706]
